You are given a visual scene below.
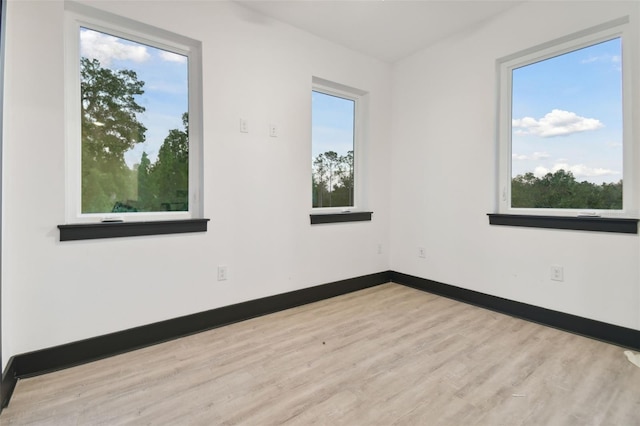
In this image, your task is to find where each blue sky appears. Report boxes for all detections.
[81,28,619,185]
[80,28,189,168]
[312,91,355,161]
[511,37,622,184]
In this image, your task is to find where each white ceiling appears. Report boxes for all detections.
[236,0,522,63]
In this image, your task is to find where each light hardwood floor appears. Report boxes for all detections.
[2,283,639,425]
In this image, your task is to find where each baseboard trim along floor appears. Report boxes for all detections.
[1,271,390,408]
[2,270,639,410]
[1,357,17,410]
[390,271,640,352]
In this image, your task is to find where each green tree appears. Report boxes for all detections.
[312,150,354,208]
[136,152,155,210]
[151,113,189,211]
[511,172,538,208]
[81,57,146,213]
[313,153,328,207]
[333,150,354,206]
[599,180,623,209]
[511,169,622,209]
[323,151,340,206]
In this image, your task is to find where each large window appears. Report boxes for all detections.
[65,3,202,223]
[311,78,365,211]
[496,18,635,218]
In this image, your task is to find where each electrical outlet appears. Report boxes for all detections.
[269,123,278,137]
[240,118,248,133]
[217,265,228,281]
[551,265,564,282]
[377,244,383,254]
[418,247,426,258]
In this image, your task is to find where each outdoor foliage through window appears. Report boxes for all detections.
[510,38,622,209]
[312,90,355,208]
[80,27,189,214]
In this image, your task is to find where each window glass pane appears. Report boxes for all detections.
[511,38,622,209]
[80,27,189,214]
[311,91,355,208]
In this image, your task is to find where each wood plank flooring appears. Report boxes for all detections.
[2,283,639,425]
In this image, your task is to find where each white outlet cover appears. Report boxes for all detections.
[217,266,228,281]
[551,266,564,281]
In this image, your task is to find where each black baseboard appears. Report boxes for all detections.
[391,271,640,351]
[8,271,391,383]
[3,270,640,410]
[1,357,17,409]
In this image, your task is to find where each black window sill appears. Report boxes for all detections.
[488,214,637,234]
[58,219,210,241]
[310,211,372,225]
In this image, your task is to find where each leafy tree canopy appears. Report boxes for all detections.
[511,169,622,210]
[81,57,189,214]
[313,150,354,208]
[81,57,146,213]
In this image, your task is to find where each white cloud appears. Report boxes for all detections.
[581,54,620,65]
[512,109,603,138]
[159,51,187,64]
[533,162,619,179]
[533,166,550,177]
[580,53,621,72]
[81,29,150,66]
[581,57,598,64]
[512,151,550,161]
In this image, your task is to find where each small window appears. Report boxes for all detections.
[496,18,635,218]
[65,3,203,223]
[311,78,365,211]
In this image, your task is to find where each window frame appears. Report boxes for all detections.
[495,17,636,219]
[311,77,367,215]
[63,2,204,224]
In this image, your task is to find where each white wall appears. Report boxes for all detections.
[4,0,639,374]
[1,0,392,369]
[390,1,640,330]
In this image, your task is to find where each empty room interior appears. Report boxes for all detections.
[1,0,640,424]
